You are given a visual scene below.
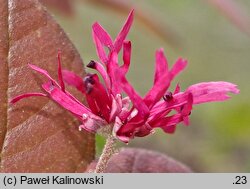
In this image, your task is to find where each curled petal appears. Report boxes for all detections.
[186,81,240,104]
[10,93,47,104]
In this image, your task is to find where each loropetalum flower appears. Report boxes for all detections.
[11,10,239,143]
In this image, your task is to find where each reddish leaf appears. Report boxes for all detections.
[86,148,192,173]
[0,0,95,172]
[40,0,73,15]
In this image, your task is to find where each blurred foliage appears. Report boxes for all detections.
[47,0,250,172]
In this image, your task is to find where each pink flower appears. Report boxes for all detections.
[113,49,239,142]
[11,10,239,143]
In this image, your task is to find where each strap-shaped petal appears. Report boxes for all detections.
[114,10,134,53]
[10,93,47,104]
[107,52,121,95]
[115,67,149,118]
[62,70,85,93]
[87,60,111,90]
[151,114,183,132]
[28,64,58,85]
[144,57,187,109]
[42,82,91,119]
[92,30,108,63]
[57,51,65,92]
[154,48,168,84]
[186,81,240,104]
[92,22,113,48]
[121,41,132,74]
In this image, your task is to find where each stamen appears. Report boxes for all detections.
[163,92,173,101]
[87,60,96,69]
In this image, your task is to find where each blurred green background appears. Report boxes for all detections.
[46,0,250,172]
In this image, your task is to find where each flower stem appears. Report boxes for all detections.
[94,135,116,173]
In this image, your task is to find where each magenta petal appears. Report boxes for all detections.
[84,74,112,120]
[163,125,177,134]
[116,114,147,142]
[134,123,153,137]
[42,82,90,118]
[92,30,108,63]
[114,10,134,53]
[154,48,168,85]
[62,70,85,93]
[170,58,188,80]
[181,93,193,115]
[143,71,169,109]
[144,57,187,109]
[121,41,131,74]
[181,93,193,126]
[143,50,172,109]
[116,69,149,117]
[57,51,65,92]
[186,81,240,104]
[174,83,181,94]
[10,93,47,104]
[107,52,121,95]
[92,22,113,48]
[109,94,122,122]
[151,114,183,132]
[28,64,58,84]
[113,117,130,143]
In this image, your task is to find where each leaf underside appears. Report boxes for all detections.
[0,0,95,173]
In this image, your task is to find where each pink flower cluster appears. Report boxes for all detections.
[11,10,239,143]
